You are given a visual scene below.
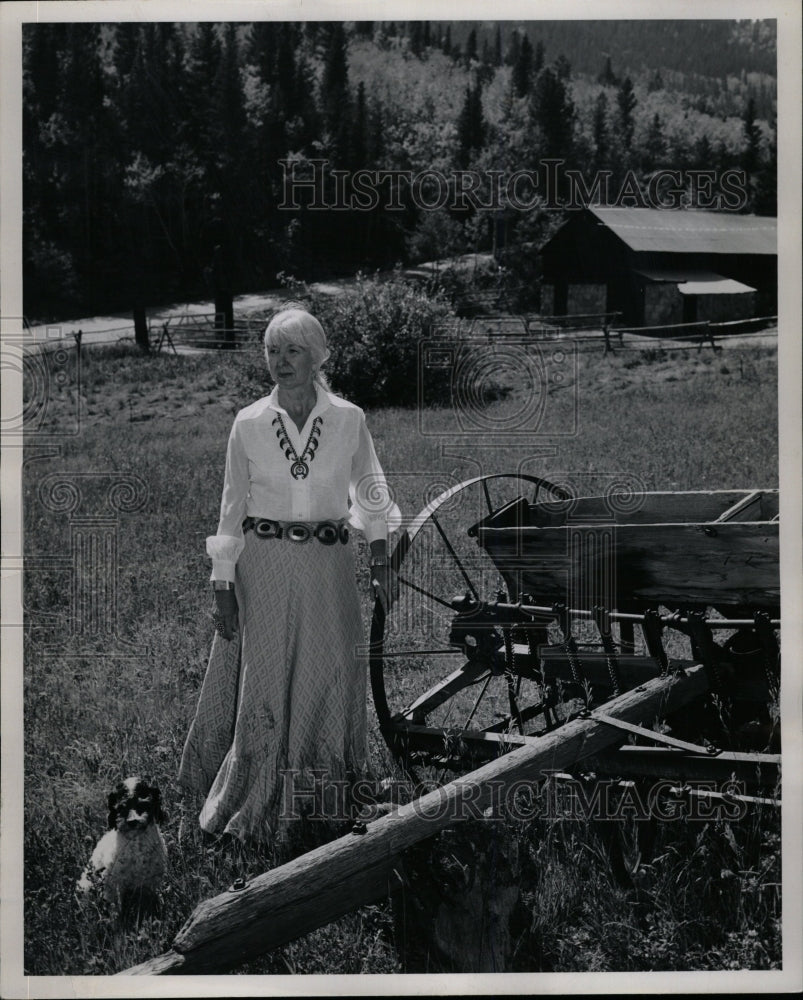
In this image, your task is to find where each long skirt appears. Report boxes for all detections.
[178,529,368,843]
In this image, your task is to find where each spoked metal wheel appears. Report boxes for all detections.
[369,474,571,777]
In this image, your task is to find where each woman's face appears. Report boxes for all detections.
[266,336,315,390]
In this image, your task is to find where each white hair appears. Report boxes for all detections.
[264,308,330,389]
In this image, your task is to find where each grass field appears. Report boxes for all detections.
[22,337,781,974]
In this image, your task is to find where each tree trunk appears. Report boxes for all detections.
[215,289,234,347]
[133,304,150,353]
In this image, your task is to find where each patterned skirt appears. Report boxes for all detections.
[178,529,368,843]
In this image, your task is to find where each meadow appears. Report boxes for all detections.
[22,336,781,975]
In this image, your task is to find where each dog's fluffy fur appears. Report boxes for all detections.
[77,777,168,904]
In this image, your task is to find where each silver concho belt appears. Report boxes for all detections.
[243,517,349,545]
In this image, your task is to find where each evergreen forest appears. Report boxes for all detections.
[22,19,777,321]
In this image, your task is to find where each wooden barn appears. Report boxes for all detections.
[539,207,777,326]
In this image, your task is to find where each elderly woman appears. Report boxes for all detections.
[179,308,398,844]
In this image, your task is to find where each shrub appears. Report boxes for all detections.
[428,253,540,317]
[277,271,456,408]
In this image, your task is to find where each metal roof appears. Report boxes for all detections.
[677,277,755,295]
[635,267,727,283]
[589,207,777,255]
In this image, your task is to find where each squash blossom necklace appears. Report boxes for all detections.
[272,413,322,480]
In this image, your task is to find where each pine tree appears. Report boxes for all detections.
[693,134,713,171]
[554,54,571,81]
[616,76,637,150]
[742,95,762,174]
[753,113,776,216]
[531,64,575,161]
[592,91,609,169]
[247,21,276,89]
[276,23,299,115]
[321,22,351,165]
[465,28,478,67]
[409,22,423,58]
[507,29,520,68]
[352,81,368,168]
[456,83,485,167]
[367,97,385,165]
[598,55,618,87]
[533,40,544,75]
[183,23,221,156]
[642,112,666,170]
[212,23,247,168]
[511,34,533,97]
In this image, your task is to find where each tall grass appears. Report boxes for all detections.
[22,340,780,974]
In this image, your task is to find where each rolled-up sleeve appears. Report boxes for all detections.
[206,418,248,581]
[348,411,401,542]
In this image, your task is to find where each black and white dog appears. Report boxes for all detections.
[77,777,168,907]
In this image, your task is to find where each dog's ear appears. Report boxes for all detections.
[107,788,120,829]
[150,784,165,824]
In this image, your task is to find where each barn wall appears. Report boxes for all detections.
[696,292,756,322]
[644,284,682,325]
[566,283,607,314]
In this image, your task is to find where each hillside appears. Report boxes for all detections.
[440,20,776,84]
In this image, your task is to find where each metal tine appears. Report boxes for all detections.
[503,628,525,733]
[642,607,670,675]
[593,605,621,697]
[685,610,724,691]
[552,602,589,706]
[753,610,780,689]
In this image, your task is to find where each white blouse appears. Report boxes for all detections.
[206,385,400,581]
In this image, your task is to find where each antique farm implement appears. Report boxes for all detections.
[371,476,780,792]
[126,477,780,975]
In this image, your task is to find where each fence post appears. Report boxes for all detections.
[133,305,150,354]
[212,243,235,349]
[708,322,719,351]
[603,321,612,354]
[72,328,83,358]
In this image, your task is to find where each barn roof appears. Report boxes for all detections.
[588,207,777,255]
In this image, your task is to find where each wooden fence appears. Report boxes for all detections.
[20,313,264,357]
[21,310,777,361]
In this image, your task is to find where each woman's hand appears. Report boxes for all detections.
[371,564,399,616]
[214,588,239,641]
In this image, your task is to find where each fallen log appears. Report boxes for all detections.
[119,662,709,976]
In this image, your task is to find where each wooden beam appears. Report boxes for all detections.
[119,663,710,976]
[588,745,781,790]
[122,951,187,975]
[401,658,489,720]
